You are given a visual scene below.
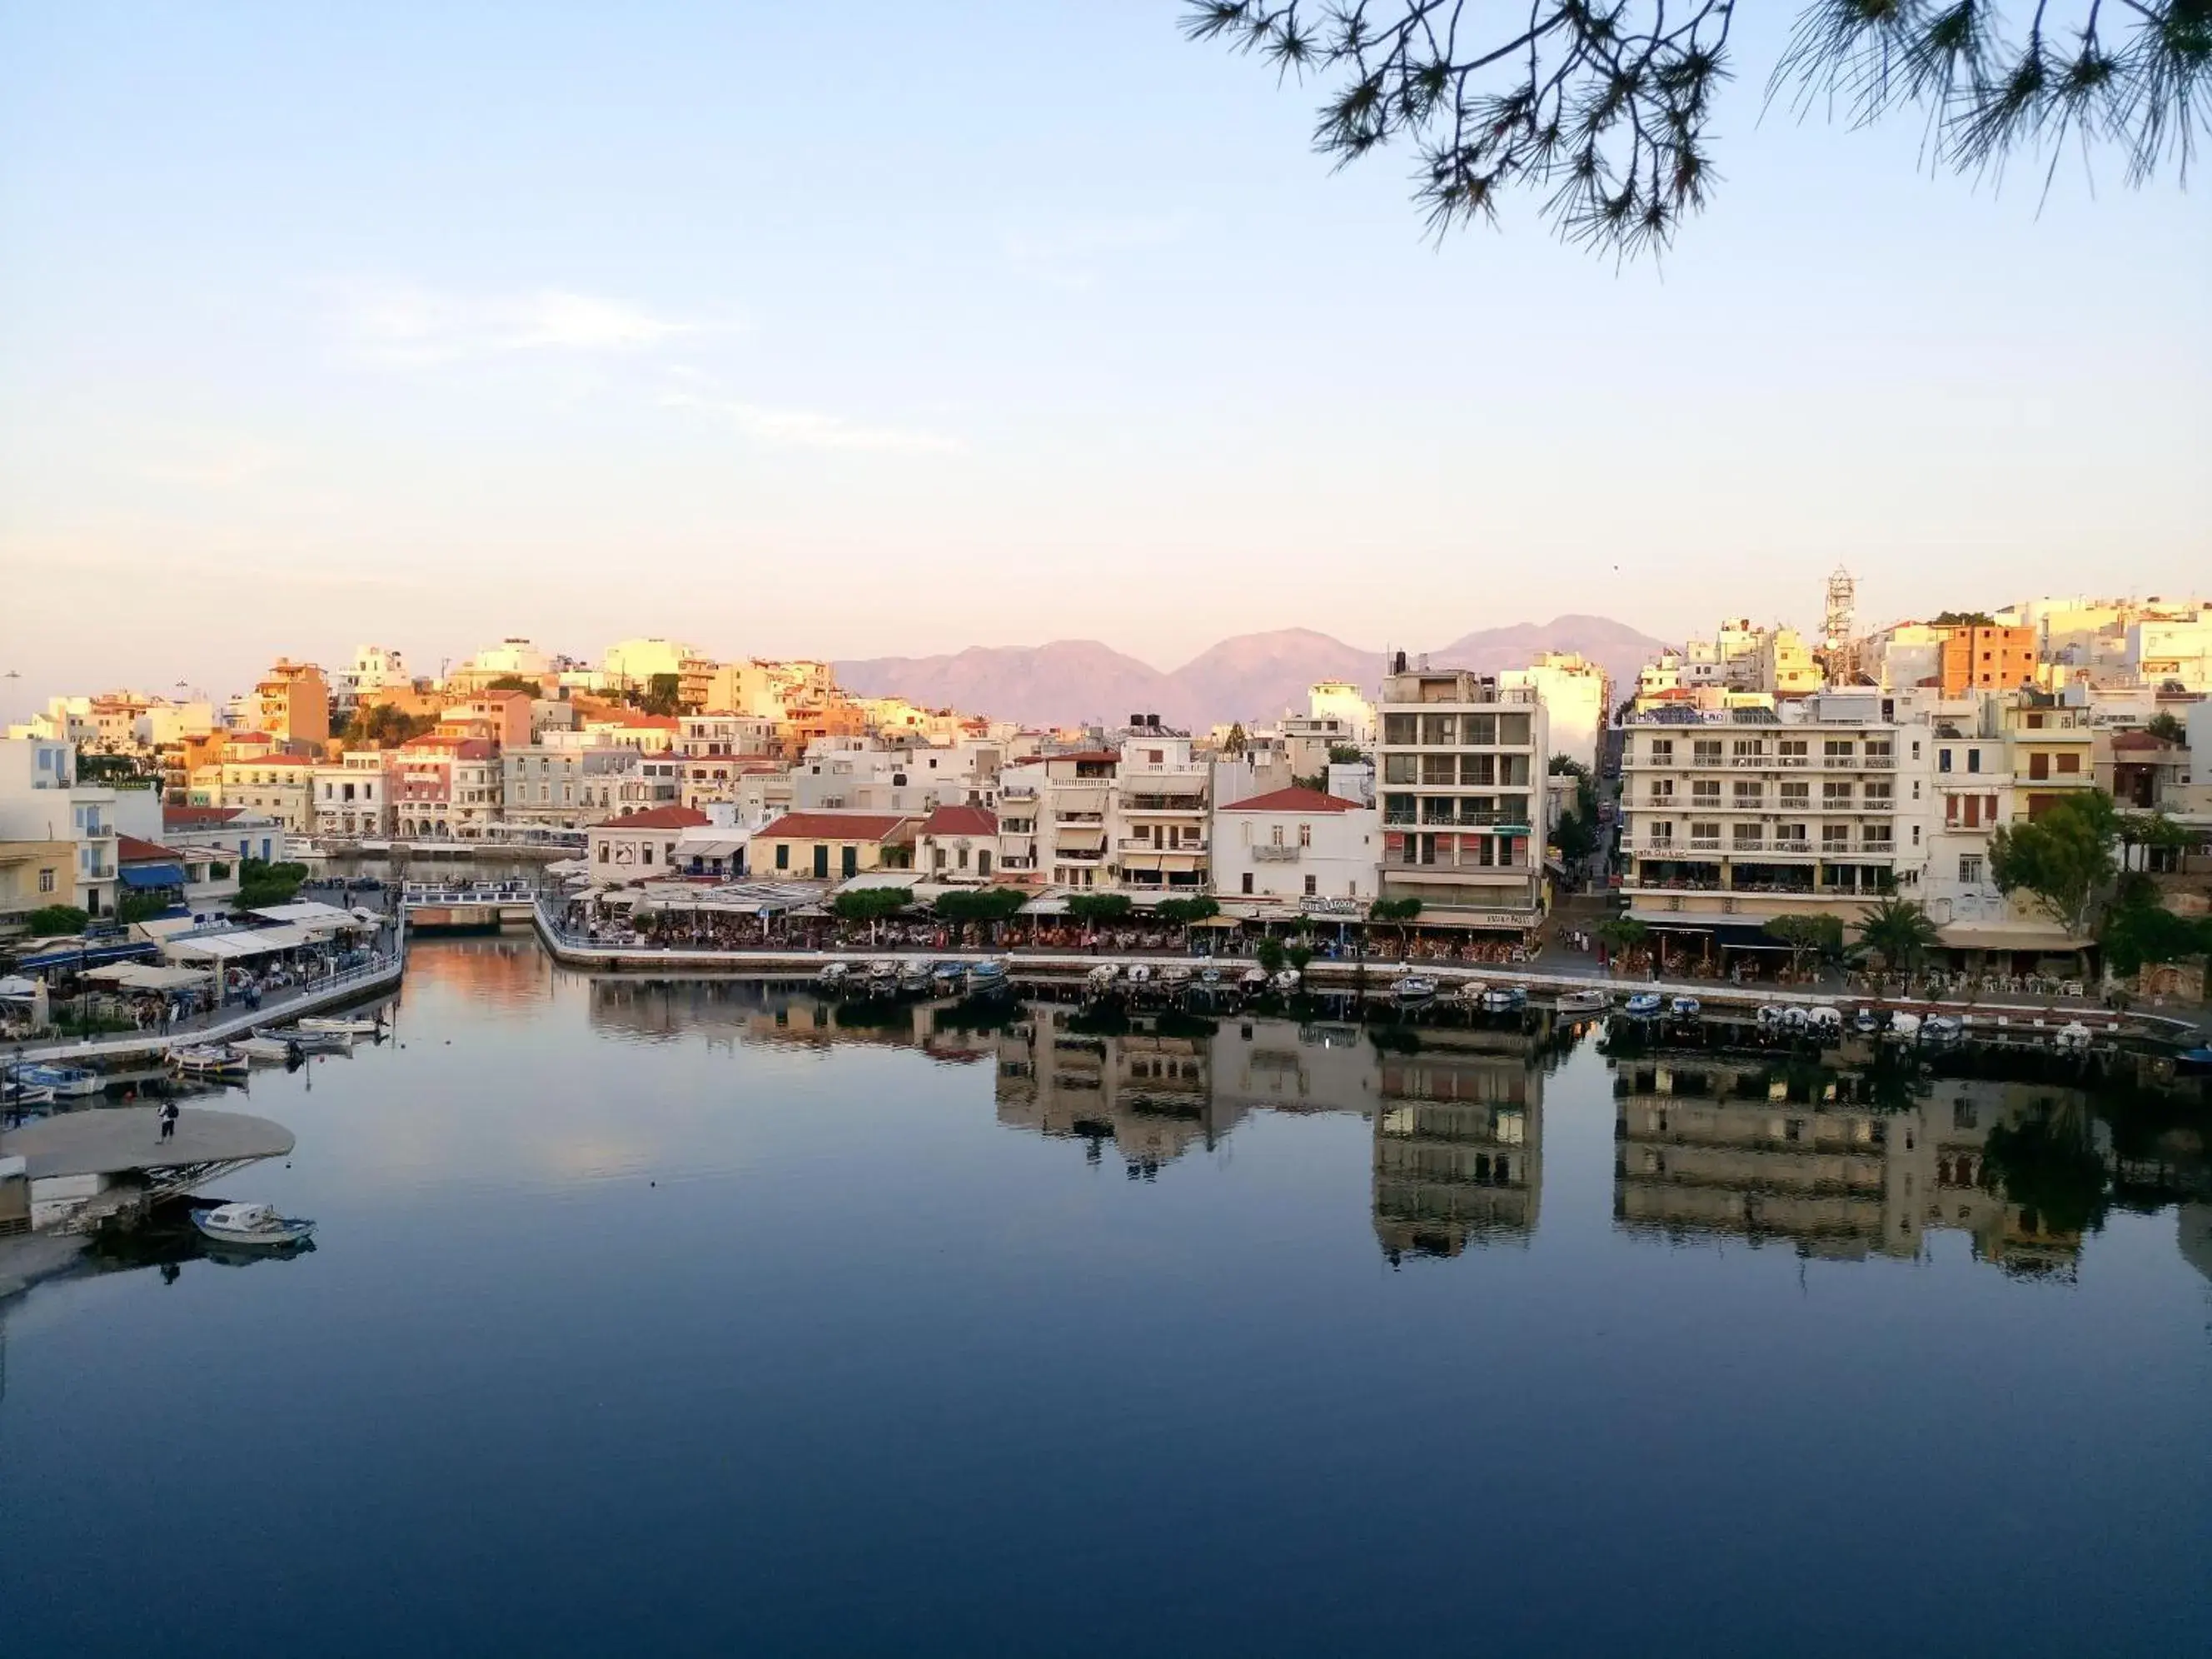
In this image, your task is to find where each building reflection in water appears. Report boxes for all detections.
[1373,1027,1544,1262]
[403,936,551,1011]
[1611,1056,2095,1277]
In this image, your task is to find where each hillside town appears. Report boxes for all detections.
[6,581,2211,999]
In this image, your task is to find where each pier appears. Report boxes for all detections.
[0,1106,296,1233]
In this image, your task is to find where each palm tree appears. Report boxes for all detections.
[1854,897,1941,976]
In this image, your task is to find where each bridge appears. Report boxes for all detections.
[401,879,542,931]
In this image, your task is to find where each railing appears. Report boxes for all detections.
[1687,836,1722,850]
[1118,838,1206,854]
[1250,844,1301,862]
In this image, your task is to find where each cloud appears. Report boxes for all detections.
[336,283,712,366]
[661,389,962,455]
[1002,214,1189,290]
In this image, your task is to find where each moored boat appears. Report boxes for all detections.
[965,959,1011,995]
[1668,995,1701,1019]
[1479,984,1529,1013]
[1622,992,1663,1018]
[1920,1014,1963,1045]
[1238,967,1269,992]
[295,1014,381,1038]
[12,1062,102,1098]
[169,1044,249,1079]
[234,1034,304,1063]
[815,961,851,988]
[192,1202,315,1248]
[1554,988,1608,1014]
[1392,974,1439,1005]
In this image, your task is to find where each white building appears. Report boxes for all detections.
[1109,725,1210,893]
[1501,652,1612,773]
[2128,610,2212,692]
[790,738,1003,815]
[312,751,394,839]
[1307,680,1377,749]
[0,737,119,915]
[1211,786,1378,909]
[1375,665,1549,928]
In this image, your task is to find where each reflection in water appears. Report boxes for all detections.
[1375,1027,1544,1261]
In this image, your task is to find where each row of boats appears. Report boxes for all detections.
[167,1014,388,1080]
[814,958,1011,999]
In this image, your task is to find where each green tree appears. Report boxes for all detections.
[2145,711,2188,744]
[1257,938,1288,976]
[25,904,90,937]
[1067,893,1134,925]
[2100,894,2210,976]
[117,891,176,924]
[636,674,683,717]
[1548,755,1589,777]
[1596,915,1649,956]
[1853,896,1942,973]
[1930,610,1997,627]
[1980,1097,2110,1238]
[1223,722,1248,757]
[1765,914,1846,976]
[1185,2,2204,257]
[484,675,541,695]
[1990,790,2120,947]
[1153,895,1222,948]
[350,704,439,749]
[1368,895,1422,952]
[831,888,910,924]
[1285,942,1313,979]
[1326,744,1365,765]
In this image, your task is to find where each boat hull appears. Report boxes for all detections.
[192,1213,315,1248]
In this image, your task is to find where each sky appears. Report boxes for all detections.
[1,1,2206,716]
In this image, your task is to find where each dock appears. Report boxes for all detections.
[0,1107,296,1233]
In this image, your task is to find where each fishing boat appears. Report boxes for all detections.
[1392,974,1440,1006]
[815,961,851,989]
[234,1034,305,1063]
[1554,988,1609,1014]
[1085,962,1121,989]
[865,959,900,992]
[1807,1004,1843,1034]
[1124,963,1154,988]
[1886,1011,1922,1041]
[1158,964,1194,990]
[1852,1007,1886,1035]
[191,1202,315,1248]
[1622,992,1663,1018]
[1920,1014,1964,1045]
[1197,966,1224,989]
[965,959,1011,995]
[1270,969,1302,994]
[295,1014,381,1038]
[2,1074,56,1108]
[1478,984,1529,1012]
[169,1044,249,1079]
[897,963,934,995]
[2054,1020,2093,1054]
[1667,995,1701,1019]
[930,960,969,992]
[10,1062,102,1098]
[2175,1045,2212,1076]
[1238,967,1270,993]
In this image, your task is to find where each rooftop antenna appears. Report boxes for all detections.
[1822,566,1856,655]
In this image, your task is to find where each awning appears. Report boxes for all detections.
[119,863,186,889]
[15,940,158,971]
[81,963,212,989]
[0,975,41,997]
[163,925,316,961]
[248,900,371,928]
[1937,924,2082,952]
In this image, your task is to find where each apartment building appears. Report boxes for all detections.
[0,839,75,932]
[999,751,1117,887]
[311,750,395,839]
[1110,725,1209,893]
[1375,667,1549,928]
[502,745,640,828]
[217,751,315,834]
[249,659,331,748]
[914,805,999,883]
[790,737,1002,816]
[1501,653,1612,772]
[0,738,119,915]
[1617,691,1911,939]
[675,714,780,807]
[1939,625,2038,695]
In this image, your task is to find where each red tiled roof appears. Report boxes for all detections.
[919,805,998,837]
[1050,750,1122,766]
[1221,786,1365,814]
[117,834,187,864]
[2110,729,2177,751]
[163,805,241,828]
[755,811,911,843]
[598,712,680,730]
[595,805,711,830]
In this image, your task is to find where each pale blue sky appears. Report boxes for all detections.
[2,1,2205,711]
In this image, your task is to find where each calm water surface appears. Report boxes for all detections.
[4,937,2208,1657]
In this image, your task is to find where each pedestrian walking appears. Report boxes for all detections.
[158,1099,178,1142]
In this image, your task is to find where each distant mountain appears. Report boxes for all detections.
[837,615,1668,730]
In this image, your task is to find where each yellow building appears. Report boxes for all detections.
[251,660,331,748]
[750,810,914,881]
[217,754,316,832]
[2000,699,2097,821]
[0,839,75,929]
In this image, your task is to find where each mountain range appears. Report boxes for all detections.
[838,615,1669,730]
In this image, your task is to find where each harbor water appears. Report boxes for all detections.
[2,935,2207,1657]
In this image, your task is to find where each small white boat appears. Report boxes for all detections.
[1125,963,1154,987]
[866,959,899,983]
[1270,969,1301,994]
[1196,966,1224,989]
[1158,964,1193,988]
[815,961,851,987]
[896,964,934,994]
[966,959,1011,995]
[1392,974,1440,1005]
[1622,993,1663,1018]
[2054,1020,2093,1054]
[1920,1014,1964,1045]
[1886,1011,1922,1040]
[296,1014,381,1038]
[1239,967,1269,991]
[1086,962,1122,988]
[168,1044,249,1079]
[192,1202,315,1248]
[1852,1008,1886,1035]
[12,1063,102,1098]
[234,1034,304,1062]
[1807,1005,1843,1032]
[1668,995,1701,1019]
[1479,984,1529,1013]
[1554,988,1609,1014]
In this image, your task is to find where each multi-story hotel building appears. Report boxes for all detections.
[1375,665,1549,929]
[1617,690,1920,944]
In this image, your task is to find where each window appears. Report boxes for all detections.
[2057,750,2080,775]
[1731,739,1762,758]
[1648,779,1674,801]
[1777,822,1808,847]
[1298,823,1312,848]
[1647,821,1673,845]
[598,844,610,863]
[1959,854,1985,884]
[1692,740,1721,765]
[38,868,55,893]
[1731,823,1763,849]
[1779,740,1808,762]
[1967,749,1982,774]
[1649,739,1673,764]
[2029,751,2049,780]
[1823,781,1853,806]
[1732,781,1761,805]
[1692,780,1721,804]
[1824,739,1853,761]
[1940,748,1953,773]
[1780,781,1810,807]
[775,843,789,870]
[1822,824,1851,849]
[1864,782,1892,805]
[1241,871,1253,894]
[1303,874,1317,896]
[1691,821,1719,846]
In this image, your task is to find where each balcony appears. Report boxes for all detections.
[1118,837,1206,854]
[1059,847,1104,864]
[1250,844,1301,862]
[1054,811,1105,825]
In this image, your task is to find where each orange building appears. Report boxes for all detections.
[1939,626,2037,695]
[251,659,331,748]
